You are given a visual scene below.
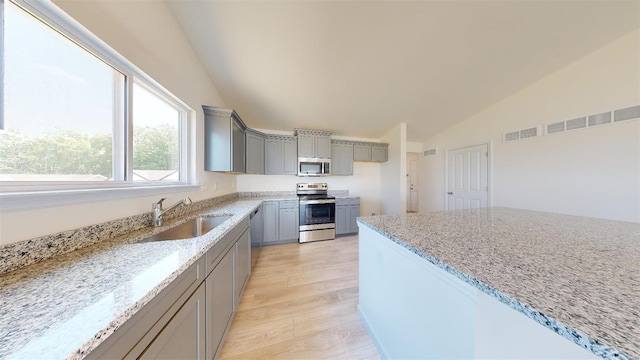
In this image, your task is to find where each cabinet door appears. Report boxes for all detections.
[331,143,353,176]
[234,229,251,306]
[263,201,279,243]
[353,145,371,161]
[371,146,388,162]
[315,135,332,158]
[297,133,315,158]
[278,207,299,241]
[246,132,265,174]
[349,204,360,233]
[264,138,283,175]
[232,118,246,173]
[140,284,205,359]
[335,205,348,235]
[282,139,298,174]
[206,249,235,360]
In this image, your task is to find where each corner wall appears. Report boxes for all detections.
[0,1,234,245]
[380,123,407,215]
[419,29,640,223]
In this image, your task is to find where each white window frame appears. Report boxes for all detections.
[0,0,198,212]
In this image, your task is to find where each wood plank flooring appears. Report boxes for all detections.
[218,235,380,360]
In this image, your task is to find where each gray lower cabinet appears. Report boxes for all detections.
[331,141,354,175]
[206,247,235,360]
[265,135,297,175]
[263,200,299,244]
[140,284,206,359]
[89,219,251,360]
[234,229,251,304]
[279,207,299,241]
[245,130,265,174]
[336,198,360,236]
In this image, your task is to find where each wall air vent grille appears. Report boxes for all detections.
[566,117,587,131]
[503,131,520,142]
[520,127,538,139]
[588,112,612,127]
[546,121,565,134]
[614,105,640,122]
[423,149,437,156]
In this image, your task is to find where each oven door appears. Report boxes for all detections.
[299,200,335,229]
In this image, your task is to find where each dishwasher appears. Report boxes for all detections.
[249,204,263,270]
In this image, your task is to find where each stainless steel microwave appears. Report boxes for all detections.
[298,157,331,176]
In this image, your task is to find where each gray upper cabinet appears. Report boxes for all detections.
[245,129,265,174]
[295,129,332,158]
[371,145,388,162]
[265,135,297,175]
[203,105,247,173]
[353,142,389,162]
[353,145,371,161]
[331,141,354,176]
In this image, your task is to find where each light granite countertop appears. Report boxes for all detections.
[357,208,640,360]
[0,197,270,359]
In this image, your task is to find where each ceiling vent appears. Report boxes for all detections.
[520,127,538,139]
[546,121,565,134]
[588,111,612,127]
[423,149,437,156]
[566,117,587,131]
[503,130,520,142]
[504,126,540,142]
[614,105,640,122]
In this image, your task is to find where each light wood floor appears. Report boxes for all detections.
[218,235,381,360]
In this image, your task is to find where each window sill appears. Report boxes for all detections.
[0,184,202,212]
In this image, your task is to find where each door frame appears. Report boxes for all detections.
[444,141,492,210]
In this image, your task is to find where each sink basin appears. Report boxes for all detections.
[138,215,232,242]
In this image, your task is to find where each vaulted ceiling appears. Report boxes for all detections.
[168,1,639,142]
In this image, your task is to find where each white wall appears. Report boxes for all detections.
[0,1,234,245]
[237,162,382,217]
[419,29,640,223]
[380,123,408,215]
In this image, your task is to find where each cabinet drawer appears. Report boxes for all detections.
[336,197,360,206]
[90,257,205,359]
[279,200,299,209]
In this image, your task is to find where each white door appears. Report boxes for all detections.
[447,144,488,210]
[407,153,419,212]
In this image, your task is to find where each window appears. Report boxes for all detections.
[0,0,195,208]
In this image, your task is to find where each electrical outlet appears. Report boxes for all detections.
[371,212,376,216]
[212,181,217,191]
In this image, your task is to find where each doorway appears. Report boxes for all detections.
[406,152,419,213]
[446,144,489,210]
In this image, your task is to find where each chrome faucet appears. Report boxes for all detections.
[152,197,193,227]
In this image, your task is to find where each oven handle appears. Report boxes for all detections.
[299,199,336,205]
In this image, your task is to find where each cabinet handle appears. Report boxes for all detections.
[447,192,453,195]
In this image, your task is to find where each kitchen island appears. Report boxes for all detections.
[357,208,639,360]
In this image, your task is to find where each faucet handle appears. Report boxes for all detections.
[153,197,166,210]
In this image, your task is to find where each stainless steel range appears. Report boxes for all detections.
[297,183,336,243]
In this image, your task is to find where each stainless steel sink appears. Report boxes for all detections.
[138,215,232,242]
